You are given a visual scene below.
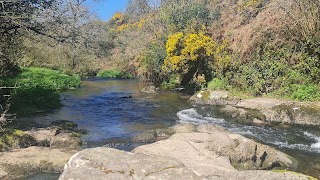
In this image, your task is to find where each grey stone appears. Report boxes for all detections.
[59,147,201,180]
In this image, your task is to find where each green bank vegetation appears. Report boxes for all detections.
[4,67,81,115]
[97,70,133,79]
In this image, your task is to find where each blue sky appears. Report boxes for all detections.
[85,0,128,21]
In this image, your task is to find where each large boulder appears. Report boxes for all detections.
[59,147,201,180]
[132,125,312,179]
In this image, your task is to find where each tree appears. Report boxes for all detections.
[0,0,56,78]
[0,0,57,123]
[126,0,151,18]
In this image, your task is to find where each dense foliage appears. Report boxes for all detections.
[103,0,319,100]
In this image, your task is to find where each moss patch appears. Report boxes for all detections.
[271,170,318,180]
[0,129,37,151]
[201,90,211,101]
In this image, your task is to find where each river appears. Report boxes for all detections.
[19,79,320,179]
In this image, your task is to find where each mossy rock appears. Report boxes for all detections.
[201,90,211,100]
[271,170,318,180]
[51,120,87,136]
[245,108,267,121]
[51,120,77,131]
[271,103,320,125]
[0,129,37,151]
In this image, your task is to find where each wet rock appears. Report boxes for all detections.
[154,128,175,140]
[120,95,133,99]
[51,120,77,131]
[132,131,157,143]
[59,147,201,180]
[50,133,82,149]
[0,147,77,179]
[141,85,157,94]
[133,128,176,143]
[171,124,197,133]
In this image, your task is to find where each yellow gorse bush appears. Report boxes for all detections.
[166,32,183,57]
[112,12,124,21]
[116,18,145,32]
[164,31,231,73]
[182,32,216,61]
[110,12,146,32]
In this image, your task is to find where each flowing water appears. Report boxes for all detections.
[18,79,320,179]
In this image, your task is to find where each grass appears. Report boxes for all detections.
[4,67,81,115]
[5,67,81,90]
[97,70,133,79]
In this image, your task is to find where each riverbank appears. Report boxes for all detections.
[191,90,320,126]
[59,124,317,180]
[0,121,84,179]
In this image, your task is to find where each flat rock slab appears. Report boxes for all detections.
[0,147,77,178]
[59,147,201,180]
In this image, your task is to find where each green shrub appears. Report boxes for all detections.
[207,78,227,90]
[160,76,177,90]
[97,70,133,79]
[290,84,320,101]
